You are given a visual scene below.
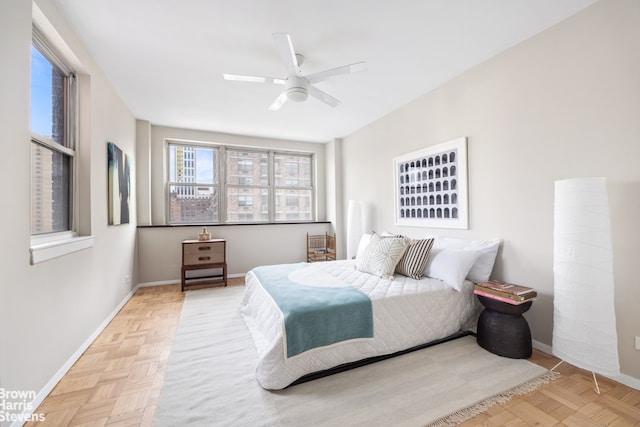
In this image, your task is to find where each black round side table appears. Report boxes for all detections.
[476,295,532,359]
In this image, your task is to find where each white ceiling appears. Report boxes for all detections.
[52,0,597,143]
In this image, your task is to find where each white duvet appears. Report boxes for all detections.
[240,260,480,390]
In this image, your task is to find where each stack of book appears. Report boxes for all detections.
[474,280,537,305]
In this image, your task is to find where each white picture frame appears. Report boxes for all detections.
[393,137,468,229]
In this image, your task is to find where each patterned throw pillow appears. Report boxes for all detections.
[395,238,435,279]
[357,234,410,278]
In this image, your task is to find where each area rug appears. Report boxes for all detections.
[154,286,556,427]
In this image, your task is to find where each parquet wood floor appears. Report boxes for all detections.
[26,280,640,426]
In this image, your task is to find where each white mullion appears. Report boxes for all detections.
[269,151,275,222]
[311,153,316,221]
[69,72,79,234]
[219,146,226,223]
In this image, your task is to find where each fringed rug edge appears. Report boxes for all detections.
[425,370,560,427]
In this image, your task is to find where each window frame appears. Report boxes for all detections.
[166,140,315,224]
[273,152,314,222]
[31,26,77,237]
[29,24,93,264]
[225,147,270,223]
[166,142,221,224]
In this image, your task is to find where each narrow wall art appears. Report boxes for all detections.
[393,137,468,229]
[107,141,131,225]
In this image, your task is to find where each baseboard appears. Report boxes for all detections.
[532,339,640,391]
[532,339,552,355]
[12,284,140,427]
[137,279,179,287]
[615,372,640,391]
[138,273,246,288]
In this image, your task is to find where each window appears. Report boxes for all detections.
[168,144,219,223]
[285,161,298,175]
[226,149,269,223]
[29,25,95,264]
[286,196,299,207]
[274,154,312,221]
[237,159,253,173]
[30,28,76,235]
[238,195,253,207]
[167,142,314,223]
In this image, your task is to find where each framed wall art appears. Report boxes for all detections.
[393,137,468,229]
[107,142,131,225]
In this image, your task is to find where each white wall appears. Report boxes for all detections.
[0,0,137,418]
[137,222,331,284]
[341,0,640,381]
[324,138,344,256]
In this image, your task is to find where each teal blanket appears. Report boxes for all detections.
[252,263,373,358]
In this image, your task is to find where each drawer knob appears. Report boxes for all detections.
[198,246,211,251]
[198,256,211,261]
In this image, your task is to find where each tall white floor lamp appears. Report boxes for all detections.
[552,177,620,394]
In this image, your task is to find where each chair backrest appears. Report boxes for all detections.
[307,233,327,252]
[326,234,336,254]
[307,233,336,262]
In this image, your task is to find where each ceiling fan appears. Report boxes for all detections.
[223,33,366,110]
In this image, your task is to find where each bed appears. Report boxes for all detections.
[240,234,500,390]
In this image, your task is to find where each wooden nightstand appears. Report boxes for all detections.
[181,239,227,291]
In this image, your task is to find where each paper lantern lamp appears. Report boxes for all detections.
[552,177,619,392]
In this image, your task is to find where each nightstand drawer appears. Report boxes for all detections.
[181,239,227,291]
[183,242,225,265]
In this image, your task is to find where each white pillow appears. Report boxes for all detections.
[434,237,501,283]
[465,239,501,282]
[357,234,410,279]
[423,247,480,291]
[355,233,372,259]
[380,231,398,237]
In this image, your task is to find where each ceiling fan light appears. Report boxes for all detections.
[285,76,309,102]
[287,87,308,102]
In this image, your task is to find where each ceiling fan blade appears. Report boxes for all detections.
[223,74,285,85]
[307,61,367,84]
[273,32,302,77]
[268,91,288,111]
[309,85,341,107]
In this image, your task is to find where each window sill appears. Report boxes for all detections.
[30,235,94,265]
[136,221,330,229]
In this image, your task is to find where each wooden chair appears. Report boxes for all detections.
[307,233,336,262]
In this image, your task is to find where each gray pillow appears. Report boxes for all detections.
[357,234,410,279]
